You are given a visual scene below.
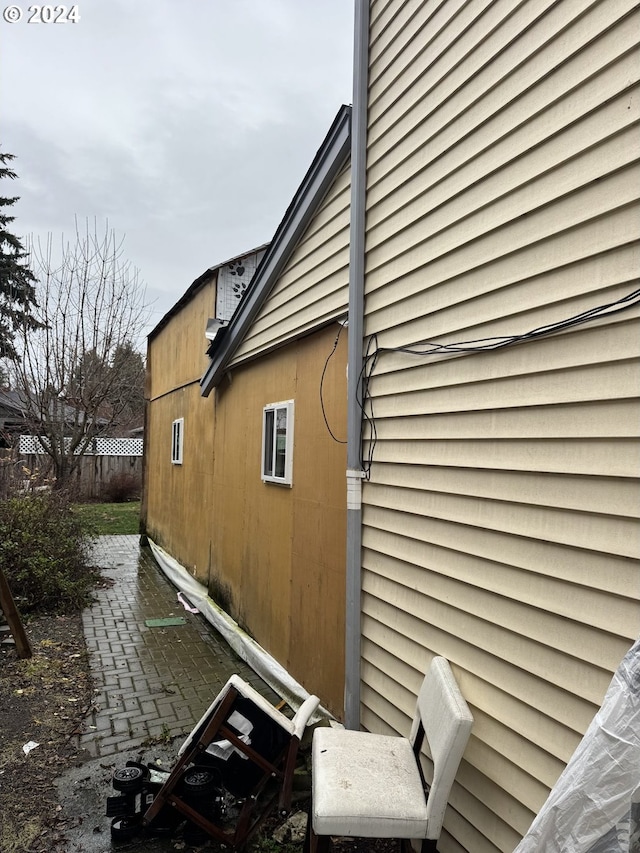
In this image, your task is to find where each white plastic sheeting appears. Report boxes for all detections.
[147,539,328,722]
[514,638,640,853]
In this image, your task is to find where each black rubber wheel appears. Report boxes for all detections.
[112,765,146,793]
[125,760,150,778]
[147,822,177,837]
[182,768,218,794]
[110,816,141,841]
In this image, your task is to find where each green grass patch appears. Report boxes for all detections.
[74,501,141,535]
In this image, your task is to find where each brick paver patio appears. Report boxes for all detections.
[79,535,278,758]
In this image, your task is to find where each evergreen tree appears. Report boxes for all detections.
[0,151,38,361]
[109,342,145,426]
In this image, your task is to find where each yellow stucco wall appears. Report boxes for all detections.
[142,275,218,576]
[144,315,348,717]
[212,323,348,717]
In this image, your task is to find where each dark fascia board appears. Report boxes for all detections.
[200,104,352,396]
[147,242,270,342]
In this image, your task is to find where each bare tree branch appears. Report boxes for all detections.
[10,220,150,487]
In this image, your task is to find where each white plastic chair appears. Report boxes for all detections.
[308,657,473,853]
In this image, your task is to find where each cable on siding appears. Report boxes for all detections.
[320,321,348,444]
[357,284,640,476]
[379,286,640,357]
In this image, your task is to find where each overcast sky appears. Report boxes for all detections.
[1,0,354,342]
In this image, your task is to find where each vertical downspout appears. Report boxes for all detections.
[345,0,369,731]
[139,336,151,538]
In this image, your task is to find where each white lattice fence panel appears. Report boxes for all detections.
[19,435,143,456]
[93,437,143,456]
[19,435,43,455]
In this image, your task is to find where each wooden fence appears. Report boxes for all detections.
[0,437,143,501]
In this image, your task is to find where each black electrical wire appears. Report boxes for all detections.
[355,285,640,477]
[375,286,640,358]
[319,321,348,444]
[358,333,379,477]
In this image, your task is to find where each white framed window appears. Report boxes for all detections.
[171,418,184,464]
[261,400,294,485]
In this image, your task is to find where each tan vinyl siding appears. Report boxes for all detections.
[230,164,350,364]
[361,1,640,851]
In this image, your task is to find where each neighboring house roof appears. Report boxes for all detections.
[0,389,29,418]
[0,390,30,439]
[147,243,270,342]
[200,104,352,396]
[0,388,109,432]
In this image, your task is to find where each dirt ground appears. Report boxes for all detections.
[0,611,399,853]
[0,612,95,853]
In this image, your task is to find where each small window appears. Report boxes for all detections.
[261,401,294,485]
[171,418,184,464]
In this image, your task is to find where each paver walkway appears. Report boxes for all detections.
[79,535,278,758]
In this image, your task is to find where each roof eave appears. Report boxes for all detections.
[200,104,352,396]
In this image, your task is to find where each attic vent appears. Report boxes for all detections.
[205,318,227,341]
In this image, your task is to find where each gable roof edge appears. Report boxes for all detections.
[147,243,270,343]
[200,104,351,396]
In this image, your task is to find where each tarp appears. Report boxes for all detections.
[147,538,328,722]
[514,638,640,853]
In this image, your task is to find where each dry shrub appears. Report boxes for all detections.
[0,491,97,612]
[101,471,141,503]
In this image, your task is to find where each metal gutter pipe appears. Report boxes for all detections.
[344,0,369,731]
